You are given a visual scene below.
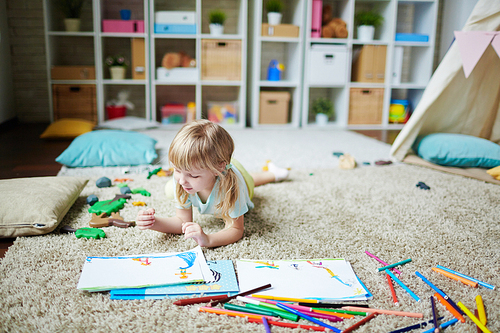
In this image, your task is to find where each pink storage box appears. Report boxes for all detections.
[102,20,145,33]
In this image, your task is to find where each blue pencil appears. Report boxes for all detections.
[421,318,458,333]
[275,302,342,333]
[415,271,464,315]
[436,265,495,290]
[386,269,420,302]
[261,317,271,333]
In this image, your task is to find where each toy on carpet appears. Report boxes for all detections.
[161,52,196,69]
[416,182,431,190]
[321,5,348,38]
[120,186,132,194]
[88,197,127,215]
[89,212,135,228]
[487,165,500,180]
[86,194,99,206]
[332,151,344,158]
[75,227,106,239]
[117,183,129,188]
[132,201,147,206]
[96,177,112,188]
[157,168,173,177]
[114,178,133,183]
[147,167,163,179]
[375,160,393,166]
[132,187,151,196]
[339,153,357,169]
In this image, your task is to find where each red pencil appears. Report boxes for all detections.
[247,317,327,331]
[342,312,377,333]
[386,273,399,306]
[173,294,228,306]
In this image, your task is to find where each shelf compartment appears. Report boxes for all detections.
[49,36,95,67]
[306,87,345,125]
[154,38,197,83]
[260,41,302,82]
[391,45,433,86]
[201,0,245,35]
[353,1,392,42]
[156,85,196,125]
[317,0,351,39]
[348,87,384,125]
[201,39,242,81]
[102,84,146,120]
[44,1,94,32]
[257,87,296,125]
[390,87,424,123]
[261,0,304,27]
[52,84,97,124]
[202,86,242,125]
[396,1,436,41]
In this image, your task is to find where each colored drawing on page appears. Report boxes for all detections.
[307,261,351,287]
[133,258,151,266]
[255,261,279,269]
[176,269,192,279]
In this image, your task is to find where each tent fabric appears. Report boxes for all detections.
[390,0,500,162]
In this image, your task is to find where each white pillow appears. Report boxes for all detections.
[0,177,88,237]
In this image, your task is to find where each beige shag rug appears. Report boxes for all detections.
[1,164,499,332]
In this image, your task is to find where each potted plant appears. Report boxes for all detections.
[266,0,284,26]
[208,9,227,36]
[312,97,334,126]
[355,10,384,41]
[105,55,127,80]
[57,0,86,32]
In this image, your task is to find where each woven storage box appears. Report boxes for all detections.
[201,40,241,80]
[52,84,97,124]
[348,88,384,125]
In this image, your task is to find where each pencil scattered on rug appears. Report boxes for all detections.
[1,163,499,332]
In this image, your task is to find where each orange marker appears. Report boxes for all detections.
[434,292,465,323]
[198,306,279,321]
[387,273,399,306]
[432,267,478,287]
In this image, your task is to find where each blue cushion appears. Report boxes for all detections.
[56,130,157,167]
[413,133,500,168]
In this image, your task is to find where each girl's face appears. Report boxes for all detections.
[173,166,217,195]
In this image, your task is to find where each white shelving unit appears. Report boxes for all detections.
[150,0,247,128]
[301,0,438,129]
[43,0,150,124]
[248,0,306,128]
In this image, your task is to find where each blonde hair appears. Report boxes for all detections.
[168,120,239,220]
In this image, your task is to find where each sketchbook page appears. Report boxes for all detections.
[111,260,239,297]
[77,246,211,292]
[236,258,372,301]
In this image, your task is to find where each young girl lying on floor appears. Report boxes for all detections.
[136,119,288,247]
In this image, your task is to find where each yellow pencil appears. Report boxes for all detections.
[457,302,491,333]
[251,295,319,303]
[475,295,487,325]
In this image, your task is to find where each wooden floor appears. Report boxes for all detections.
[0,121,399,259]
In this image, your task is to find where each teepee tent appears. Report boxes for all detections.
[390,0,500,163]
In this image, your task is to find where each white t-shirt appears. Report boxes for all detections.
[174,165,254,218]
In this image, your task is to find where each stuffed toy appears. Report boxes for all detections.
[161,52,196,69]
[321,5,348,38]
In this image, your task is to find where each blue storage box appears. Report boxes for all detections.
[154,24,196,34]
[395,33,429,42]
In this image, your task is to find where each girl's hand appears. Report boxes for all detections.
[136,208,156,230]
[182,222,210,247]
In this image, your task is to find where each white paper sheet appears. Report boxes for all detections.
[77,246,213,292]
[236,258,372,301]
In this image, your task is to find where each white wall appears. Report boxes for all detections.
[439,0,479,63]
[0,0,15,124]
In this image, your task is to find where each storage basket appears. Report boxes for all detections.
[52,84,97,124]
[201,40,241,81]
[259,91,290,124]
[348,88,384,125]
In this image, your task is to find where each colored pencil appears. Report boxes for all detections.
[311,309,354,319]
[251,295,318,303]
[247,317,327,331]
[299,302,370,308]
[209,283,272,306]
[476,295,487,325]
[198,306,280,321]
[430,296,439,333]
[250,297,345,319]
[434,292,465,323]
[415,271,449,300]
[312,308,365,316]
[378,259,412,271]
[224,303,275,317]
[386,269,420,302]
[432,267,478,287]
[275,303,342,333]
[173,294,229,306]
[244,303,299,322]
[387,273,399,306]
[457,302,492,333]
[389,317,444,333]
[475,310,482,333]
[342,306,424,318]
[261,317,271,333]
[436,265,495,290]
[365,251,403,275]
[421,318,458,333]
[237,297,299,321]
[342,313,377,333]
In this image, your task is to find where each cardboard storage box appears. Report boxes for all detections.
[259,91,290,124]
[201,40,241,80]
[51,66,95,80]
[52,84,97,124]
[308,45,347,84]
[102,20,144,33]
[351,45,386,83]
[131,38,146,80]
[348,88,384,125]
[262,24,300,37]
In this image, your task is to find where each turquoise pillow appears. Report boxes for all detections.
[413,133,500,168]
[56,130,158,167]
